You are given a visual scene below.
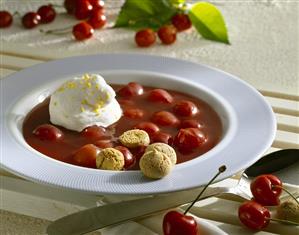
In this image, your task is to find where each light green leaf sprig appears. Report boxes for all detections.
[114,0,230,44]
[188,2,230,44]
[114,0,177,31]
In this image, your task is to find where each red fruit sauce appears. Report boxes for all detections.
[23,83,222,170]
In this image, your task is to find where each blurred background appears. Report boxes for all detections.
[1,0,298,95]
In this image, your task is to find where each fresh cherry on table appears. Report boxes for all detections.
[250,174,282,206]
[0,11,13,28]
[171,13,192,32]
[33,124,63,141]
[239,174,298,230]
[64,0,94,18]
[22,12,41,29]
[37,5,56,23]
[238,200,270,230]
[158,25,177,45]
[64,0,75,14]
[87,9,106,29]
[163,210,198,235]
[135,28,156,47]
[89,0,105,10]
[163,166,227,235]
[72,22,94,40]
[74,0,93,20]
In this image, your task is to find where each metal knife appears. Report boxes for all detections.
[46,186,226,235]
[47,149,299,235]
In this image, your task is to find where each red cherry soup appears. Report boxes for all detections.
[23,83,222,170]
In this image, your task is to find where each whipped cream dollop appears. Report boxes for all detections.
[49,74,122,132]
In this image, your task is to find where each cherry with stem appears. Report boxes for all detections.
[184,165,226,215]
[163,165,227,235]
[250,174,299,206]
[240,173,299,230]
[239,200,299,231]
[273,185,299,206]
[40,26,72,35]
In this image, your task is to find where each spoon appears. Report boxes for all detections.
[245,149,299,185]
[47,149,299,235]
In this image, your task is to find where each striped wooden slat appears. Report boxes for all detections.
[1,51,51,63]
[0,54,42,70]
[276,113,299,133]
[1,176,101,219]
[266,96,299,117]
[0,68,16,78]
[260,89,299,102]
[273,130,299,149]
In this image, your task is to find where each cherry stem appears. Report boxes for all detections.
[50,4,64,8]
[13,11,21,17]
[184,165,226,215]
[273,185,299,206]
[268,217,299,226]
[40,26,72,35]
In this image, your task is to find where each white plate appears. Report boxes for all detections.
[0,54,276,195]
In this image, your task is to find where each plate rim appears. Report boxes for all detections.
[0,53,276,195]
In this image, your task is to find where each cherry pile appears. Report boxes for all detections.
[31,82,213,169]
[33,123,136,169]
[117,83,206,155]
[64,0,106,40]
[0,0,106,41]
[43,0,106,40]
[135,13,191,47]
[161,173,299,235]
[238,174,299,230]
[1,2,192,44]
[0,5,56,29]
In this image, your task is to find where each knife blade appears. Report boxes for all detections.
[47,149,299,235]
[47,186,227,235]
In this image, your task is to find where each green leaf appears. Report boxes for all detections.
[188,2,230,44]
[114,0,177,31]
[170,0,186,11]
[170,0,185,5]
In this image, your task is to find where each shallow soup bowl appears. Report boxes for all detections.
[1,54,276,195]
